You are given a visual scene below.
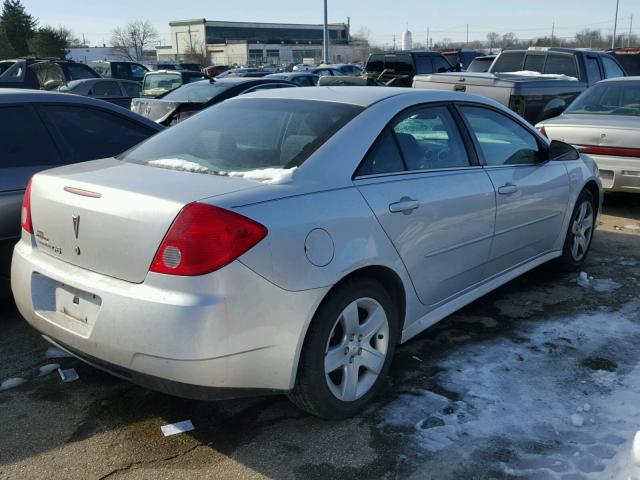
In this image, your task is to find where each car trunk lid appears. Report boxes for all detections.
[30,158,261,283]
[131,97,183,123]
[543,114,640,150]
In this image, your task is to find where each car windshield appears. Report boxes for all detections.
[120,99,363,174]
[566,82,640,116]
[162,80,234,103]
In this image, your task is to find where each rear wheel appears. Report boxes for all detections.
[289,278,399,419]
[556,189,596,271]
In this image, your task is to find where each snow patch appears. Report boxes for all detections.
[0,377,27,391]
[38,364,60,376]
[576,271,621,292]
[227,167,297,185]
[45,347,74,359]
[147,158,209,173]
[501,70,578,81]
[571,413,585,427]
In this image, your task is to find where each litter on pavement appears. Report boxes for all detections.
[161,420,195,437]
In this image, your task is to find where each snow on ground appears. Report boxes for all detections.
[0,377,27,391]
[227,166,297,185]
[576,271,622,293]
[379,303,640,479]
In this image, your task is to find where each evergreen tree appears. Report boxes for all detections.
[0,0,37,57]
[29,27,67,58]
[0,24,16,58]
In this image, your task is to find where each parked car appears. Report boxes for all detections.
[202,65,230,77]
[0,89,162,292]
[152,62,204,72]
[292,63,314,71]
[607,48,640,76]
[216,68,269,78]
[414,47,627,124]
[12,87,600,418]
[323,64,363,76]
[89,61,150,83]
[310,66,348,77]
[467,55,497,73]
[0,58,100,90]
[132,77,297,125]
[441,50,485,70]
[58,78,142,109]
[140,70,209,98]
[364,51,458,87]
[265,72,319,86]
[536,77,640,193]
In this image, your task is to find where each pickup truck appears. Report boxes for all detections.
[413,47,626,124]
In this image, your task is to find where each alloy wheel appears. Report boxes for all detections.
[324,297,389,402]
[570,200,594,262]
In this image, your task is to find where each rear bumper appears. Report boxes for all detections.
[11,237,327,395]
[591,155,640,193]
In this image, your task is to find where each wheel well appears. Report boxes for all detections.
[583,180,600,215]
[321,266,406,342]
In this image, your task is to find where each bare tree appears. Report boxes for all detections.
[502,32,518,48]
[486,32,500,51]
[111,20,158,61]
[183,40,209,65]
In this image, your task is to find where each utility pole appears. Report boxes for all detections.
[322,0,329,64]
[612,0,619,49]
[551,22,555,45]
[629,15,634,48]
[392,34,397,51]
[426,26,430,49]
[466,24,469,46]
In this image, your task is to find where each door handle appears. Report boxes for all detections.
[389,198,419,214]
[497,183,518,195]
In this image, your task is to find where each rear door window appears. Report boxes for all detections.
[602,56,625,79]
[0,106,60,168]
[394,54,414,75]
[585,56,603,83]
[365,54,384,73]
[356,133,405,176]
[491,51,525,72]
[543,53,578,77]
[90,80,122,97]
[432,56,452,73]
[38,105,155,162]
[523,54,545,72]
[414,56,434,74]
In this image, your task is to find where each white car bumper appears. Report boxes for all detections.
[591,154,640,193]
[11,237,328,398]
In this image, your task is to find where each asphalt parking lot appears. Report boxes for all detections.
[1,193,639,480]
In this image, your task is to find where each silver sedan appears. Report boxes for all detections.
[12,87,601,418]
[536,77,640,193]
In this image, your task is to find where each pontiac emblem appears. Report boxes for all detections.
[72,215,80,239]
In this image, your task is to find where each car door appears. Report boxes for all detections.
[457,104,570,277]
[0,104,62,282]
[355,104,496,307]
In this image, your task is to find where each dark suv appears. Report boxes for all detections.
[89,61,150,83]
[364,51,458,87]
[0,59,100,90]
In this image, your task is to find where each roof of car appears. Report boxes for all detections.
[595,76,640,84]
[0,88,162,129]
[265,72,317,78]
[235,85,494,107]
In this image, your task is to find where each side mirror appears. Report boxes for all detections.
[549,140,579,161]
[542,98,567,120]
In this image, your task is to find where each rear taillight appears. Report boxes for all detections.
[21,177,34,234]
[150,202,267,276]
[538,126,548,138]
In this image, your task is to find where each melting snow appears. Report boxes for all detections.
[379,304,640,479]
[38,364,60,376]
[147,158,209,173]
[45,346,73,359]
[502,70,579,81]
[576,271,621,292]
[0,377,27,391]
[227,167,297,185]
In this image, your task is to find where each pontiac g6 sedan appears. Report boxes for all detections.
[12,87,601,418]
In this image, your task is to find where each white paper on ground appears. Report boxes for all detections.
[58,368,79,383]
[161,420,195,437]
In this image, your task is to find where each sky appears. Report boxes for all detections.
[20,0,640,48]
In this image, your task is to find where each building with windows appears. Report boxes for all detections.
[156,18,361,66]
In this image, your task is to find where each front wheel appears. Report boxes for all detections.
[556,189,596,271]
[289,278,399,419]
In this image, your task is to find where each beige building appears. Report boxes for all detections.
[156,18,362,66]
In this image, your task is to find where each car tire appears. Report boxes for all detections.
[556,188,596,271]
[289,277,399,419]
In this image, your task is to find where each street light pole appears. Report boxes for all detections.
[612,0,619,49]
[323,0,329,64]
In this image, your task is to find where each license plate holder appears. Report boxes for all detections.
[55,283,101,325]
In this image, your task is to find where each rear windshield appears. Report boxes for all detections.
[120,99,363,174]
[612,53,640,76]
[566,82,640,116]
[144,74,182,90]
[162,80,234,103]
[365,54,384,73]
[467,57,494,72]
